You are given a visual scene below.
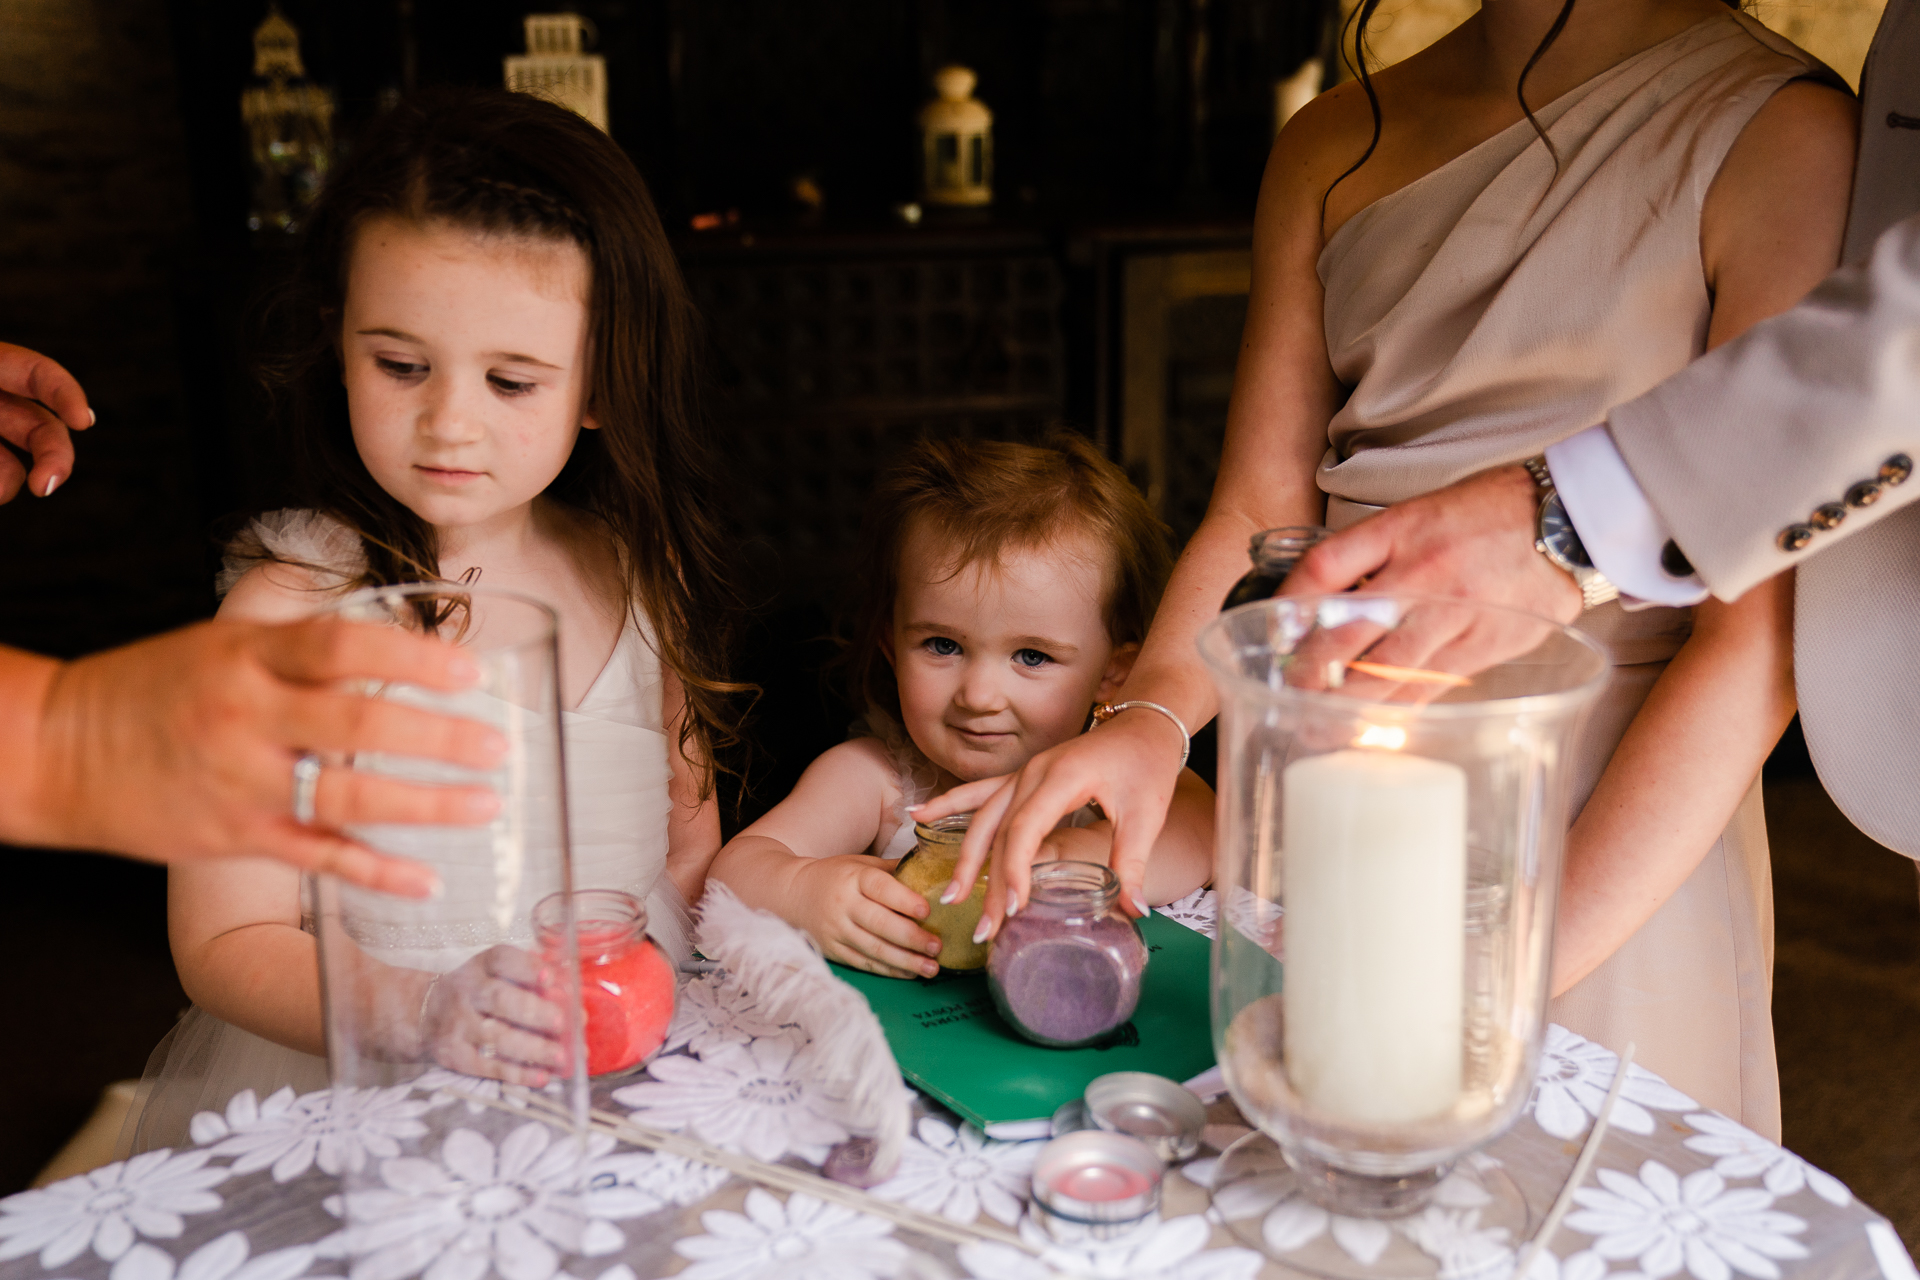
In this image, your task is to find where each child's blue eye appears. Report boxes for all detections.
[375,357,427,379]
[924,636,961,657]
[1013,648,1052,669]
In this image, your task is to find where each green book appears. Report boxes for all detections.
[832,910,1217,1136]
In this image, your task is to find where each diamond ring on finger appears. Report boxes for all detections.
[291,752,322,826]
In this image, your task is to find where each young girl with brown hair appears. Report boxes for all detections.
[710,434,1213,979]
[130,88,745,1149]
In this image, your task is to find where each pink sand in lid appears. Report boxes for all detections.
[1055,1163,1156,1202]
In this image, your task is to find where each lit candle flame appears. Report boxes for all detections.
[1354,724,1408,750]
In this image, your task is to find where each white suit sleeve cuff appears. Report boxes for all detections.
[1545,425,1708,608]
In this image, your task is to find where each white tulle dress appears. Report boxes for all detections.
[120,509,689,1153]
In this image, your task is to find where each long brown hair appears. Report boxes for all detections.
[842,433,1173,722]
[251,88,745,792]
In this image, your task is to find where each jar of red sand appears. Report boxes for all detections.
[987,861,1149,1048]
[535,889,675,1077]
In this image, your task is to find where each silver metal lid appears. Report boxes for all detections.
[1085,1071,1206,1163]
[1030,1129,1164,1244]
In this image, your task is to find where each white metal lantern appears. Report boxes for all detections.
[920,65,992,207]
[504,13,609,132]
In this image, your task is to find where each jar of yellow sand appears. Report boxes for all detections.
[893,814,990,970]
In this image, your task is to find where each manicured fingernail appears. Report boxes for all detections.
[463,790,501,820]
[482,729,509,757]
[972,918,994,944]
[1006,898,1019,918]
[904,803,925,812]
[40,474,61,497]
[397,866,443,899]
[939,882,962,905]
[1130,894,1149,917]
[450,655,483,684]
[395,868,435,898]
[88,408,96,427]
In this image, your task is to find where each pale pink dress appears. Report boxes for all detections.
[1315,12,1838,1138]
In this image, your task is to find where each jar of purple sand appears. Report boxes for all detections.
[988,861,1149,1047]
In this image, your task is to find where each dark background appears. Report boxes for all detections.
[2,0,1916,1245]
[0,0,1319,1188]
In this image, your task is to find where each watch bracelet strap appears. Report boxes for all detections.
[1526,453,1619,609]
[1523,453,1554,492]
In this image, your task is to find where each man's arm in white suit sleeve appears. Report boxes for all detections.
[1284,215,1920,623]
[1597,212,1920,602]
[1546,425,1708,608]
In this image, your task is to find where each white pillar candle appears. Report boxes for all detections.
[1282,747,1467,1125]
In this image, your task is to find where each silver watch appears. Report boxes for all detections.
[1523,455,1619,611]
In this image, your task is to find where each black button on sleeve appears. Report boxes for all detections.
[1660,539,1695,577]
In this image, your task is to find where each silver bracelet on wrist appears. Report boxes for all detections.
[1089,700,1192,768]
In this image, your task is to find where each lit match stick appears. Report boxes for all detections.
[1346,660,1472,687]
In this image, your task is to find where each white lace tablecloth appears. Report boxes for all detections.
[3,891,1913,1280]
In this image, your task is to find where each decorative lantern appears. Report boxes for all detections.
[240,5,334,234]
[920,65,992,207]
[504,13,609,132]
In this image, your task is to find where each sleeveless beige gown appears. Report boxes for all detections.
[1316,12,1839,1139]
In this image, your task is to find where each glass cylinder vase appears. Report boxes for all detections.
[1197,594,1605,1274]
[311,583,595,1275]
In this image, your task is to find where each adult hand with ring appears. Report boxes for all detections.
[419,945,569,1086]
[918,700,1195,941]
[3,615,508,898]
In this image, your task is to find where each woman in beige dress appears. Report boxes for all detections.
[930,0,1857,1138]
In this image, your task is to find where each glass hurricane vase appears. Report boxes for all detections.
[1197,594,1606,1277]
[311,583,598,1277]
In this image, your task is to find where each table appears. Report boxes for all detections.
[3,893,1912,1280]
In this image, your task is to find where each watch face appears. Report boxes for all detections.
[1540,494,1594,569]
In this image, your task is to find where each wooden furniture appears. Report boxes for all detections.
[678,220,1067,606]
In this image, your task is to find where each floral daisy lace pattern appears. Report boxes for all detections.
[314,1123,647,1280]
[1154,889,1218,938]
[188,1085,433,1182]
[670,1189,909,1280]
[867,1116,1036,1226]
[1561,1160,1811,1280]
[0,1149,232,1270]
[958,1213,1262,1280]
[0,890,1891,1280]
[1531,1024,1698,1141]
[104,1232,318,1280]
[1202,1149,1527,1275]
[1680,1114,1852,1207]
[610,1034,850,1165]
